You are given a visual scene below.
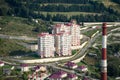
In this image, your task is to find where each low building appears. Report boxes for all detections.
[67,73,78,80]
[65,61,78,69]
[3,68,11,75]
[48,70,67,80]
[0,61,4,67]
[33,65,47,72]
[48,74,62,80]
[77,65,88,72]
[20,63,29,72]
[33,65,40,72]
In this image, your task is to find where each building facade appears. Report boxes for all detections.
[53,20,80,46]
[55,31,71,56]
[38,32,55,58]
[38,20,80,58]
[70,20,80,46]
[20,64,29,72]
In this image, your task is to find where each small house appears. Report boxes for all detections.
[20,63,29,72]
[0,61,4,67]
[65,61,78,69]
[67,73,78,80]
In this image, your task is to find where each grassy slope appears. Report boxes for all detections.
[0,38,30,56]
[101,0,120,13]
[0,16,38,37]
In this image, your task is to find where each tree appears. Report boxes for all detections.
[46,13,52,21]
[22,72,28,80]
[108,57,120,77]
[108,62,120,77]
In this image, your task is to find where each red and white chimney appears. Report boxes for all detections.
[101,23,107,80]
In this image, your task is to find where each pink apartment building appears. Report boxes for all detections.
[53,20,80,46]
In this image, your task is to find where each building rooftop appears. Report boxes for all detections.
[20,63,28,67]
[67,73,77,78]
[49,70,67,79]
[49,73,61,79]
[64,23,72,26]
[0,61,4,64]
[65,61,77,67]
[77,65,86,69]
[33,65,40,70]
[38,32,54,36]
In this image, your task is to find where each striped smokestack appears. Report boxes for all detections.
[101,23,107,80]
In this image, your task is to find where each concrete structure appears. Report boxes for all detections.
[53,20,80,47]
[70,20,80,46]
[55,31,71,56]
[77,65,88,72]
[20,63,29,72]
[65,61,78,69]
[0,61,4,67]
[48,70,67,80]
[38,32,55,58]
[67,73,78,80]
[37,20,81,58]
[101,23,107,80]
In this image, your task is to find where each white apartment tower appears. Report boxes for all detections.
[55,31,71,56]
[38,32,55,58]
[70,20,80,46]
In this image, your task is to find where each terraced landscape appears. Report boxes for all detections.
[1,0,120,22]
[35,11,101,18]
[36,0,120,17]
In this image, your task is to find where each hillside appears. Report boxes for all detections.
[0,0,120,22]
[0,16,52,36]
[0,38,30,57]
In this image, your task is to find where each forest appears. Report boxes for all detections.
[0,0,120,22]
[111,0,120,4]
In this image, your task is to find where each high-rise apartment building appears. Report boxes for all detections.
[55,31,71,56]
[53,20,80,46]
[70,20,80,46]
[38,20,80,58]
[38,32,55,58]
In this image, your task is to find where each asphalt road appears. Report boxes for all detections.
[0,34,37,40]
[57,32,101,63]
